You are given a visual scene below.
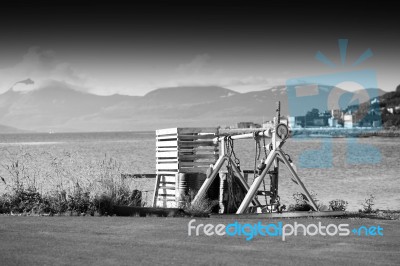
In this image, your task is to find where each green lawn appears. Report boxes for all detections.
[0,216,399,265]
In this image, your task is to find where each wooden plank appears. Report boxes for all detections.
[156,163,179,170]
[157,158,178,163]
[180,162,215,167]
[181,157,218,161]
[158,193,176,197]
[159,175,176,183]
[156,198,176,202]
[180,146,219,151]
[152,174,162,207]
[157,154,218,160]
[159,182,175,186]
[156,158,178,161]
[156,151,178,157]
[178,134,216,140]
[157,158,178,164]
[156,135,178,140]
[156,151,178,158]
[157,195,175,199]
[158,172,177,176]
[157,176,177,182]
[179,152,215,156]
[156,128,217,137]
[156,140,178,147]
[179,141,217,147]
[158,189,175,195]
[156,171,178,175]
[176,149,196,153]
[156,128,178,135]
[156,147,179,152]
[179,167,212,173]
[177,128,218,134]
[158,184,175,191]
[158,186,176,190]
[179,154,219,160]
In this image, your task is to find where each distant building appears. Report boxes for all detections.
[328,117,338,127]
[236,122,261,129]
[280,116,289,126]
[294,116,306,128]
[262,121,274,129]
[331,109,343,120]
[262,116,289,128]
[313,118,325,126]
[343,114,354,128]
[288,116,295,128]
[363,121,372,127]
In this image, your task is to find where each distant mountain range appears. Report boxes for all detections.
[0,124,31,134]
[0,79,389,132]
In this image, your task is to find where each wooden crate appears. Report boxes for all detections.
[152,128,219,207]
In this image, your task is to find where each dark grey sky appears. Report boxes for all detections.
[0,1,398,95]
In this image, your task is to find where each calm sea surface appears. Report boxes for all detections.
[0,132,399,211]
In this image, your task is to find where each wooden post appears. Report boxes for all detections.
[152,174,161,207]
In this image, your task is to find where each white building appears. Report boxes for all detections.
[343,114,354,128]
[328,117,338,127]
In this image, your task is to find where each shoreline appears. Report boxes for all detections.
[291,128,400,138]
[220,128,400,138]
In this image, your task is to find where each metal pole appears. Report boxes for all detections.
[270,112,279,209]
[276,149,319,211]
[213,129,272,143]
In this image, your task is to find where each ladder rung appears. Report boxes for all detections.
[159,181,175,185]
[158,193,175,197]
[158,186,176,190]
[157,198,176,202]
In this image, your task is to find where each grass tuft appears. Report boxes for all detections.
[0,152,144,216]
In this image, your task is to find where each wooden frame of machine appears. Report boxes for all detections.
[153,102,319,214]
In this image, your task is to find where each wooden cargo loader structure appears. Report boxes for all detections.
[150,102,343,217]
[152,128,219,208]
